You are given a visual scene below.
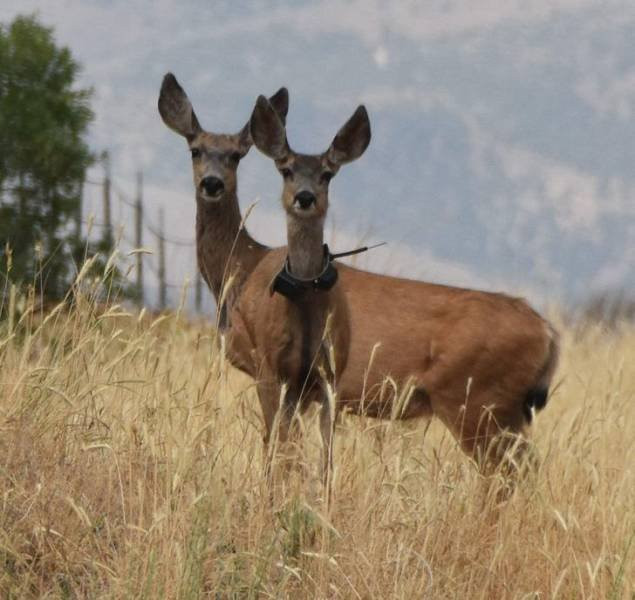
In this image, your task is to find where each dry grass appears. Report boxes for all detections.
[0,285,633,599]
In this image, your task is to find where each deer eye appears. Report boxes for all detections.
[321,171,334,184]
[229,151,242,164]
[280,168,293,179]
[190,148,201,159]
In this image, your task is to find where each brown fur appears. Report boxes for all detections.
[228,247,350,486]
[228,253,559,468]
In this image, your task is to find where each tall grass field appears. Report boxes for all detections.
[0,276,633,598]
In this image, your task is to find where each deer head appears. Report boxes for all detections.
[249,95,371,221]
[158,73,289,204]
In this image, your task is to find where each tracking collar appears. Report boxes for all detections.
[272,244,337,300]
[271,241,386,301]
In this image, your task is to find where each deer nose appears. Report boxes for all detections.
[200,176,224,197]
[294,191,316,210]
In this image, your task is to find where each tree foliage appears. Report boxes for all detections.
[0,14,94,301]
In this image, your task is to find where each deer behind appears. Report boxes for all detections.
[157,73,288,330]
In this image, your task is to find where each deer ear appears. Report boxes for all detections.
[268,87,289,126]
[236,87,290,153]
[249,95,289,161]
[236,122,252,154]
[158,73,202,139]
[326,105,371,166]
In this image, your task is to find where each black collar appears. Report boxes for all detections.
[271,244,338,300]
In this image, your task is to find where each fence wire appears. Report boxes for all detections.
[79,170,205,311]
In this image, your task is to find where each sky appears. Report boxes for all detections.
[1,0,633,312]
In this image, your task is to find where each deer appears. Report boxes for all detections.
[158,74,559,479]
[225,95,371,488]
[157,73,287,329]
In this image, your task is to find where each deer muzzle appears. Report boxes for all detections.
[200,176,225,199]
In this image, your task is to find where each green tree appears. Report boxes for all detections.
[0,14,94,301]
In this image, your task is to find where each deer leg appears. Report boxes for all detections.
[256,380,280,484]
[432,387,534,486]
[273,385,308,481]
[463,416,537,503]
[462,399,532,477]
[319,392,335,505]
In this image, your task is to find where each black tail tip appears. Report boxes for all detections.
[523,387,549,423]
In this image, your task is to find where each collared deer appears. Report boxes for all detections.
[158,74,559,475]
[230,95,370,485]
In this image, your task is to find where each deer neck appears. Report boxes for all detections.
[195,191,264,301]
[286,216,325,280]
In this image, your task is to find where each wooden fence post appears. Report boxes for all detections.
[157,208,166,310]
[102,151,112,248]
[135,171,144,306]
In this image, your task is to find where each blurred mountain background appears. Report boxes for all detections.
[1,1,633,312]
